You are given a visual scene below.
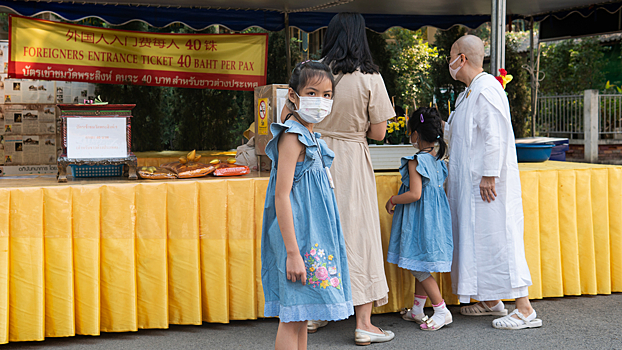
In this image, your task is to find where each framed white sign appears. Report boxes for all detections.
[66,117,127,159]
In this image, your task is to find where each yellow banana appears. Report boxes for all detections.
[187,150,196,162]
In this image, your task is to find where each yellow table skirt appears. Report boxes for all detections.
[0,161,620,343]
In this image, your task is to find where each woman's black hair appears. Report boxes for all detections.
[408,107,447,160]
[286,60,334,111]
[321,13,379,75]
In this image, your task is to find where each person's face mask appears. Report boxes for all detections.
[411,132,420,152]
[448,54,464,80]
[294,93,333,124]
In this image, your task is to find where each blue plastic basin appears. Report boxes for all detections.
[515,144,554,162]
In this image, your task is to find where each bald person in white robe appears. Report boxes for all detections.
[444,35,542,330]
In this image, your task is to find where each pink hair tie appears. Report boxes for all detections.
[420,114,424,123]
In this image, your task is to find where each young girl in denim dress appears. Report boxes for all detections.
[385,107,453,331]
[261,61,353,349]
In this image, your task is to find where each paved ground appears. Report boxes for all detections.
[3,293,622,350]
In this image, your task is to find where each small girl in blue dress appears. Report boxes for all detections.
[385,107,453,331]
[261,61,353,349]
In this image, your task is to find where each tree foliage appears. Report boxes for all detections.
[505,34,531,138]
[386,28,438,111]
[538,37,606,95]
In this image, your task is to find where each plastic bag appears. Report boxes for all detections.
[138,166,177,180]
[235,136,258,171]
[213,163,250,177]
[161,162,216,178]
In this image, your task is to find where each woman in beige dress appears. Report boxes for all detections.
[313,13,395,346]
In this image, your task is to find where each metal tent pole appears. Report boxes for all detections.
[285,12,291,81]
[490,0,506,74]
[530,17,536,137]
[302,31,309,61]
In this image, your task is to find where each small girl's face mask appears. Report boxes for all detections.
[289,77,334,124]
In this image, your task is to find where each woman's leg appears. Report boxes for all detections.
[276,321,306,350]
[355,302,382,334]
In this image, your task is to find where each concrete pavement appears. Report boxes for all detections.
[3,293,621,349]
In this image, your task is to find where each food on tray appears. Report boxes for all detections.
[138,166,177,180]
[161,161,216,178]
[213,163,251,177]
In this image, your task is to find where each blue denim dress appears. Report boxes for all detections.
[387,153,453,272]
[261,120,354,323]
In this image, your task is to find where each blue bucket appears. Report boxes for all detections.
[515,144,554,162]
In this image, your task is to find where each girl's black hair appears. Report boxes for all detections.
[321,13,379,75]
[286,61,334,112]
[289,60,335,94]
[408,107,447,160]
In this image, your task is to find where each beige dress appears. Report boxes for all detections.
[315,70,394,306]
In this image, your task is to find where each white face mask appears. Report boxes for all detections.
[411,134,420,152]
[294,93,333,124]
[448,55,463,80]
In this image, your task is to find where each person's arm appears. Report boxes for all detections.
[274,133,307,284]
[367,74,393,141]
[477,93,504,203]
[367,121,387,140]
[385,159,422,214]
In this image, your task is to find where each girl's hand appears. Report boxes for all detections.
[286,252,307,285]
[385,197,395,215]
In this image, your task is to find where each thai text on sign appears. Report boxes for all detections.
[66,118,128,159]
[8,16,268,91]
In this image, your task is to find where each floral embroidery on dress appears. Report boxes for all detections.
[304,243,342,289]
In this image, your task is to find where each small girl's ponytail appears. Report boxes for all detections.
[434,123,447,160]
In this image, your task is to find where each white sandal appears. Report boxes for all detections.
[401,308,425,324]
[419,311,453,331]
[492,310,543,330]
[460,302,508,316]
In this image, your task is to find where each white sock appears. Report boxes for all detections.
[431,300,449,326]
[488,301,505,312]
[412,294,427,315]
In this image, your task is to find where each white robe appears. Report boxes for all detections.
[445,73,532,303]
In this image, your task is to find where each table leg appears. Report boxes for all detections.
[128,162,138,180]
[57,163,67,183]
